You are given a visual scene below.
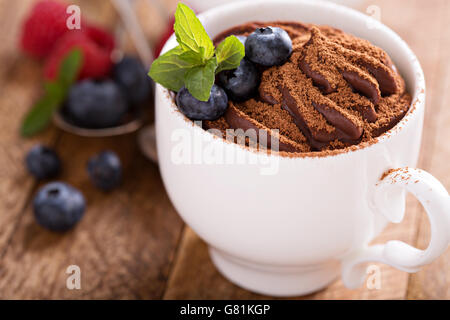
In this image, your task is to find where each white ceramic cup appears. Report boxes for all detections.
[155,0,450,296]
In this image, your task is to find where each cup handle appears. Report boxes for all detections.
[341,167,450,289]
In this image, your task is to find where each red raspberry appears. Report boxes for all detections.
[44,28,115,81]
[20,0,79,59]
[84,25,115,54]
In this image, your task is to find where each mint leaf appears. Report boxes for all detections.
[58,49,83,88]
[148,3,246,101]
[21,49,83,137]
[44,82,65,102]
[21,94,60,137]
[215,35,245,74]
[149,46,197,92]
[174,3,214,59]
[179,50,205,66]
[185,57,217,101]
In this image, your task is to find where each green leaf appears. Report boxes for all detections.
[58,48,83,88]
[149,45,196,92]
[149,4,242,101]
[21,49,83,137]
[184,57,217,101]
[174,3,214,59]
[179,50,205,66]
[44,82,65,102]
[21,94,60,137]
[215,35,245,74]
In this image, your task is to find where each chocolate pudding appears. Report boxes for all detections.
[205,21,412,154]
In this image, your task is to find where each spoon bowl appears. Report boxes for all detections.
[52,107,145,138]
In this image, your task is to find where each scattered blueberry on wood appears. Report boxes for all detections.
[33,182,85,232]
[25,144,61,180]
[87,151,122,192]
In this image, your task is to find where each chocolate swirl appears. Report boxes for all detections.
[207,22,411,153]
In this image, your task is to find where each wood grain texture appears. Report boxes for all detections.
[0,0,58,260]
[0,0,183,299]
[163,215,418,300]
[406,0,450,298]
[0,134,183,299]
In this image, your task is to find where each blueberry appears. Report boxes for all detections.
[176,85,228,120]
[113,56,153,105]
[245,27,292,66]
[218,58,260,102]
[33,182,85,232]
[87,151,122,191]
[66,80,128,129]
[25,144,61,180]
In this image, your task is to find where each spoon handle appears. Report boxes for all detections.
[110,0,154,66]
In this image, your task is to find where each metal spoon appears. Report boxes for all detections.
[52,109,145,138]
[53,0,158,163]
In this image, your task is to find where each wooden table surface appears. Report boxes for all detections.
[0,0,448,299]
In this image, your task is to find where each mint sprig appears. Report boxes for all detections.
[185,57,217,102]
[21,49,83,137]
[215,35,245,74]
[149,3,245,101]
[148,46,194,92]
[174,3,214,60]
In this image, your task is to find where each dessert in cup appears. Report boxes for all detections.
[150,1,449,296]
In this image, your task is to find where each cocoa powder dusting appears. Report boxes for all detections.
[238,99,309,146]
[206,21,412,155]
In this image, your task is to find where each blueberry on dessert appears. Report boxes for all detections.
[245,26,293,66]
[218,58,260,102]
[176,85,228,120]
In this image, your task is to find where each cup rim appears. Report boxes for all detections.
[156,0,426,160]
